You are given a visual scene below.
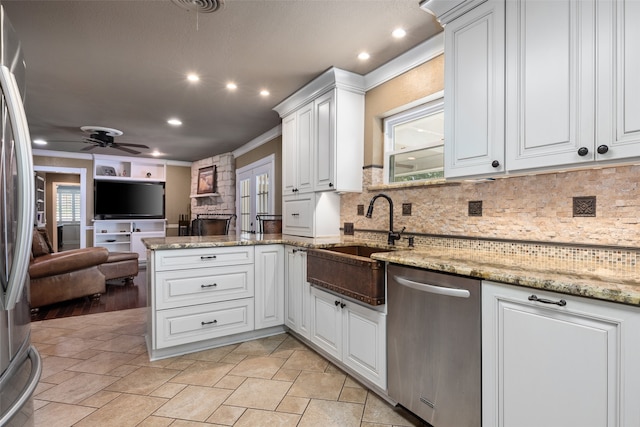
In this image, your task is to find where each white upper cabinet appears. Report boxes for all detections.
[282,103,314,195]
[274,67,364,194]
[596,0,640,161]
[444,0,505,178]
[505,0,596,171]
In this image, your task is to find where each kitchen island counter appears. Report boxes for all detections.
[143,235,639,306]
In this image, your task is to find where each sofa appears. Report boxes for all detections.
[29,228,109,309]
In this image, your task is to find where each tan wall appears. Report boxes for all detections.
[364,55,444,166]
[341,54,639,248]
[235,135,282,214]
[165,164,192,236]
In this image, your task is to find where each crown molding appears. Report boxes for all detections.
[232,125,282,158]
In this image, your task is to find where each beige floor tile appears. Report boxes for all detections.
[297,399,364,427]
[287,371,346,400]
[234,408,301,427]
[228,355,285,379]
[63,324,121,341]
[163,358,197,370]
[105,366,181,395]
[37,337,103,358]
[149,382,188,398]
[41,367,79,385]
[136,415,175,427]
[36,372,120,404]
[339,386,368,404]
[270,348,295,359]
[33,402,95,427]
[275,336,308,351]
[224,378,293,410]
[171,420,227,427]
[33,400,48,411]
[169,361,234,386]
[273,368,301,382]
[67,348,103,360]
[79,390,121,408]
[31,327,73,344]
[281,350,329,372]
[206,404,247,425]
[91,334,146,352]
[214,374,247,390]
[153,385,231,421]
[75,393,167,427]
[107,363,140,377]
[276,396,310,414]
[325,362,345,374]
[66,351,139,375]
[362,393,424,426]
[345,376,365,389]
[220,352,248,364]
[181,344,238,362]
[231,337,282,356]
[33,381,55,396]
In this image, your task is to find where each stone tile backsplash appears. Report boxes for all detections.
[342,164,640,250]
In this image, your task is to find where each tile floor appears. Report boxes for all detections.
[31,307,426,426]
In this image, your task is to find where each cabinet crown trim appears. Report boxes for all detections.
[273,67,365,118]
[420,0,488,25]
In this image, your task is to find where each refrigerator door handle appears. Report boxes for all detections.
[0,346,42,426]
[0,65,34,311]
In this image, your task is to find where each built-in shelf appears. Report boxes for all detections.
[191,193,220,198]
[93,154,166,182]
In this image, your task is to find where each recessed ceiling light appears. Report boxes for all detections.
[33,139,47,145]
[392,28,407,39]
[260,90,270,97]
[167,118,182,126]
[407,156,416,160]
[226,82,237,90]
[358,52,370,60]
[151,150,163,157]
[187,73,200,82]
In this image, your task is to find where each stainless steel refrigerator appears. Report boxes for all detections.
[0,5,42,427]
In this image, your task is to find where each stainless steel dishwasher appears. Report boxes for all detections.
[387,263,481,427]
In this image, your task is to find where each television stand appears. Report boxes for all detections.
[93,219,165,263]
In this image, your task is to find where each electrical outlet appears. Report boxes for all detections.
[357,204,364,216]
[343,222,354,235]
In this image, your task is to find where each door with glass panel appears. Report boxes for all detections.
[236,157,274,234]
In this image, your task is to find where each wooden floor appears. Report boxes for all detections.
[30,267,147,321]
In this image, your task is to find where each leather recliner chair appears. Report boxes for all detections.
[29,228,109,309]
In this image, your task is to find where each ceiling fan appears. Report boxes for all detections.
[80,126,149,155]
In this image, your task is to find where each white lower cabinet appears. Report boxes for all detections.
[482,281,640,427]
[254,245,284,330]
[284,246,311,339]
[310,286,386,389]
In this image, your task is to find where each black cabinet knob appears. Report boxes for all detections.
[334,300,340,306]
[577,147,589,156]
[597,144,609,154]
[329,182,334,188]
[491,160,500,168]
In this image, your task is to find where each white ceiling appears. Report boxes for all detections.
[4,0,442,162]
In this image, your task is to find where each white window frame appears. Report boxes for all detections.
[235,154,275,235]
[383,92,445,184]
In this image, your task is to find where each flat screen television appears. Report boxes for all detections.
[94,180,165,219]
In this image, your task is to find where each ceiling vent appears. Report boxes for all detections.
[171,0,224,13]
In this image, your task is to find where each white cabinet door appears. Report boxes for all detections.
[314,90,335,191]
[254,245,284,330]
[296,102,314,194]
[310,286,342,360]
[284,246,310,339]
[342,300,386,390]
[483,281,640,427]
[444,0,505,178]
[596,0,640,162]
[282,113,298,195]
[282,195,314,237]
[505,0,596,171]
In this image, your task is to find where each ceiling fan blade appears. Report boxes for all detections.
[114,142,150,149]
[81,145,97,151]
[83,137,104,145]
[113,145,141,155]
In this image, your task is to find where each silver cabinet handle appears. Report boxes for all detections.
[394,276,471,298]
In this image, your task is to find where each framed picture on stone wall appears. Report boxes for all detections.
[197,165,216,194]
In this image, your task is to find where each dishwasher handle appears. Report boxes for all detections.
[394,275,471,298]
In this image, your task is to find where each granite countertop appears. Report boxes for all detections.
[143,234,640,307]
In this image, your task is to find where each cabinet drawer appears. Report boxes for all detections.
[156,298,254,349]
[155,265,254,309]
[155,246,254,271]
[283,197,313,236]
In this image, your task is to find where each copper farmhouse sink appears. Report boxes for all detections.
[306,245,392,305]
